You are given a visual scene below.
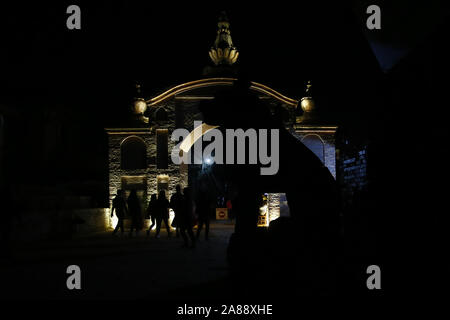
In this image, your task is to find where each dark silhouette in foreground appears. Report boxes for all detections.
[178,187,196,248]
[199,80,342,296]
[111,189,128,235]
[155,190,171,238]
[127,190,142,237]
[196,188,211,241]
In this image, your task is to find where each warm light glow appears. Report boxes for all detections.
[104,208,118,230]
[144,208,175,231]
[209,47,239,65]
[169,208,176,231]
[260,205,268,218]
[134,99,147,114]
[146,78,236,106]
[157,174,169,185]
[145,78,298,107]
[249,81,298,106]
[300,97,315,113]
[111,211,118,229]
[258,204,269,227]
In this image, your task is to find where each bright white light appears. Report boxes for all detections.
[259,204,268,215]
[169,208,176,230]
[105,208,118,230]
[204,156,213,165]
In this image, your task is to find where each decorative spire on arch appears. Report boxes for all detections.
[300,80,315,113]
[131,82,149,124]
[208,11,239,66]
[297,80,319,124]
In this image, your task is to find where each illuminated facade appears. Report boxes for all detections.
[105,14,337,228]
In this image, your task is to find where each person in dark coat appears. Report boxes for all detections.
[127,190,142,237]
[111,189,128,235]
[169,185,183,238]
[179,187,196,248]
[196,189,211,240]
[155,190,171,238]
[146,194,157,237]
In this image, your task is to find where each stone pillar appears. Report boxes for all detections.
[268,193,280,222]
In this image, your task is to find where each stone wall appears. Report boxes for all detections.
[107,84,300,225]
[291,130,337,178]
[108,133,153,203]
[267,192,290,223]
[268,193,280,222]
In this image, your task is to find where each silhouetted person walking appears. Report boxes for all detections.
[146,194,157,237]
[179,187,196,248]
[196,190,210,240]
[111,189,128,235]
[155,190,171,238]
[169,185,183,238]
[127,190,142,237]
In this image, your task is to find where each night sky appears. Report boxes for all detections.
[2,1,447,103]
[1,2,382,116]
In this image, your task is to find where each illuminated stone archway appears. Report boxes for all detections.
[105,78,337,231]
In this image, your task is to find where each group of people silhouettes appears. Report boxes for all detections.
[111,185,210,248]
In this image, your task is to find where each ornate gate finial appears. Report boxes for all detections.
[209,11,239,66]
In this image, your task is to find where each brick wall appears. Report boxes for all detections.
[337,142,369,205]
[291,130,337,179]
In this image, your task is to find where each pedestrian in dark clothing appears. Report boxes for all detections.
[169,185,183,238]
[196,190,210,240]
[179,187,196,248]
[146,194,157,237]
[155,190,171,238]
[127,190,142,237]
[111,189,128,235]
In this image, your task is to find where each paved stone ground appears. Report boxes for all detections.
[0,221,236,300]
